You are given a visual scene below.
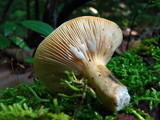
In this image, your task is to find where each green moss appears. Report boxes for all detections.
[108,51,149,94]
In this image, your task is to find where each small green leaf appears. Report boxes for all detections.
[61,80,81,92]
[15,10,26,17]
[24,57,34,63]
[9,37,30,51]
[22,20,54,36]
[53,98,61,114]
[4,22,16,36]
[0,33,10,49]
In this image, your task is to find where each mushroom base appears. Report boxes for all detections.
[116,86,130,111]
[84,64,130,111]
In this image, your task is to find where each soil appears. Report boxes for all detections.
[139,52,156,65]
[0,59,34,89]
[116,80,160,120]
[145,81,160,91]
[115,102,160,120]
[136,101,160,120]
[116,113,137,120]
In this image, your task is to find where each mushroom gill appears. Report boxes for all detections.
[34,16,130,111]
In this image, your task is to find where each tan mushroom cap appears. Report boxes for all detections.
[34,16,130,111]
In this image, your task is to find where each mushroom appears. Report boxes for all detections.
[34,16,130,111]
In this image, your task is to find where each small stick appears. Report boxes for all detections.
[10,57,18,82]
[126,12,138,50]
[126,2,150,50]
[72,80,87,119]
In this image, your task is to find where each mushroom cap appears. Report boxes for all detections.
[34,16,123,93]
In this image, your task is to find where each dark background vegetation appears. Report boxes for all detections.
[0,0,160,48]
[0,0,160,120]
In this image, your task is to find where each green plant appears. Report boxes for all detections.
[124,107,153,120]
[108,51,150,94]
[0,103,43,119]
[133,88,160,110]
[0,19,54,53]
[21,20,54,36]
[24,57,34,63]
[0,32,30,51]
[0,103,71,120]
[0,33,10,49]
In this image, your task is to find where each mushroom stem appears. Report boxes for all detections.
[84,64,130,111]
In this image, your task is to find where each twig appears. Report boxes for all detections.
[138,70,160,74]
[34,0,40,20]
[126,12,138,50]
[0,0,14,24]
[26,0,31,20]
[43,0,57,28]
[126,2,150,50]
[72,80,87,119]
[10,57,18,82]
[26,0,31,45]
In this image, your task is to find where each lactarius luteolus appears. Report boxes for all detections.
[34,16,130,111]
